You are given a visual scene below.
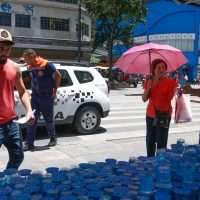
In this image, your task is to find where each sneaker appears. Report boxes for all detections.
[48,138,57,147]
[23,144,35,151]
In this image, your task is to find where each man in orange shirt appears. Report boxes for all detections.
[0,29,34,169]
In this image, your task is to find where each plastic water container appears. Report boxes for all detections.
[170,153,181,173]
[139,172,154,194]
[88,189,104,199]
[173,187,191,199]
[30,193,43,200]
[9,189,23,199]
[156,165,172,189]
[59,194,77,200]
[156,149,167,162]
[18,169,32,179]
[154,190,171,200]
[0,172,5,188]
[99,194,112,200]
[46,189,59,199]
[45,167,59,175]
[180,161,195,183]
[10,192,31,200]
[0,186,12,197]
[3,168,18,185]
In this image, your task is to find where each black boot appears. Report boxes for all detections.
[48,137,57,147]
[23,143,35,151]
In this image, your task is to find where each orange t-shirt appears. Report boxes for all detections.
[0,59,17,124]
[144,78,177,118]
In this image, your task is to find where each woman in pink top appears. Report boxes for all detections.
[0,29,34,169]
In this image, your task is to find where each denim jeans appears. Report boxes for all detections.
[146,115,170,157]
[0,120,24,169]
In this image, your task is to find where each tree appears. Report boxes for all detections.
[82,0,149,80]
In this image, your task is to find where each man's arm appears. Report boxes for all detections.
[15,65,33,116]
[52,70,61,100]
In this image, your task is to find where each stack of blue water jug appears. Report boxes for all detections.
[0,138,200,199]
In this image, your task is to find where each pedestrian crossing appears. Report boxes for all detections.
[101,97,200,139]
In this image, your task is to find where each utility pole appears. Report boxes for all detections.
[77,0,81,63]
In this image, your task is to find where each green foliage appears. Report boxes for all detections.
[90,56,101,66]
[82,0,148,50]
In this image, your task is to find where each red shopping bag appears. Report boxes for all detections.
[174,94,192,123]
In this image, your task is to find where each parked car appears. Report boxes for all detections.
[14,63,110,135]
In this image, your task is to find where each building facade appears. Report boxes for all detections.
[113,0,200,82]
[0,0,95,63]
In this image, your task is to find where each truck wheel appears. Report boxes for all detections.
[73,106,101,134]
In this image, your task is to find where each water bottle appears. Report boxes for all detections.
[156,165,172,189]
[154,189,171,200]
[3,168,18,185]
[9,189,23,200]
[180,161,195,184]
[31,193,43,200]
[46,189,59,199]
[10,192,31,200]
[139,172,154,194]
[18,169,32,179]
[176,138,185,153]
[173,186,191,199]
[59,194,77,200]
[0,172,5,188]
[0,186,13,198]
[170,153,181,174]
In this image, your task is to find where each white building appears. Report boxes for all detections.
[0,0,96,63]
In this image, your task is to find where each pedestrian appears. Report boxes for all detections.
[23,49,61,151]
[142,59,178,157]
[0,29,34,169]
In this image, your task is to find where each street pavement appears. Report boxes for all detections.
[0,84,200,173]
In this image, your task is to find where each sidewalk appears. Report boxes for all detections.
[0,128,199,173]
[0,85,200,172]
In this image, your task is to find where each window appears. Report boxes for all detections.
[76,23,89,37]
[41,17,69,31]
[22,71,31,90]
[58,70,73,87]
[81,23,89,36]
[21,69,73,89]
[0,12,11,26]
[15,14,30,28]
[46,0,78,3]
[74,71,94,84]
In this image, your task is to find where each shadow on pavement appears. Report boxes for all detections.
[34,145,51,152]
[21,124,107,141]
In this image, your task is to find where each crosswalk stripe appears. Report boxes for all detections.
[103,112,200,121]
[102,117,200,128]
[109,109,200,115]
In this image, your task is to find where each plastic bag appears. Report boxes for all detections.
[174,94,192,123]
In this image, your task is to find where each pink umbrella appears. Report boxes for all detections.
[114,42,188,75]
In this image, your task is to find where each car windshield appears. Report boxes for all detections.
[15,69,73,90]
